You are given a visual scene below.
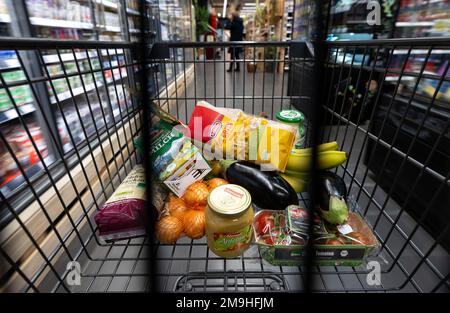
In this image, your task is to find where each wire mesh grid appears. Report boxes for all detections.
[0,39,143,293]
[145,40,449,293]
[0,38,449,293]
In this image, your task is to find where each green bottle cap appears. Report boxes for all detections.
[276,110,304,123]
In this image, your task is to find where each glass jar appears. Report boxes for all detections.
[205,184,254,258]
[275,109,305,149]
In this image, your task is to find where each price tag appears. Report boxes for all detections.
[337,223,353,235]
[3,109,18,120]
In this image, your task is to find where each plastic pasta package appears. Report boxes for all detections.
[94,166,148,242]
[187,101,296,171]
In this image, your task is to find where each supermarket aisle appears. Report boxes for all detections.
[163,56,293,124]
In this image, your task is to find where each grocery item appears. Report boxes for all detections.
[297,141,339,154]
[183,181,209,207]
[205,177,228,191]
[275,109,305,149]
[285,149,347,173]
[254,207,379,266]
[151,178,168,217]
[183,210,206,239]
[317,171,349,225]
[220,160,298,211]
[135,103,211,197]
[279,173,307,193]
[205,160,221,179]
[156,216,184,244]
[165,194,189,220]
[205,184,253,258]
[187,101,296,171]
[94,166,147,242]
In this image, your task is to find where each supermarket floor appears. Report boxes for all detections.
[52,57,448,293]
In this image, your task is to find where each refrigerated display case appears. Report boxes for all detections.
[0,49,52,196]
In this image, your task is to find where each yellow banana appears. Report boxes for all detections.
[280,173,308,193]
[292,141,339,155]
[286,150,347,172]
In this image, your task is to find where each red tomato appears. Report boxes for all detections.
[325,238,344,245]
[264,236,275,245]
[256,212,274,236]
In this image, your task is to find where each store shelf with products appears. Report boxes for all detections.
[125,0,141,40]
[26,0,95,40]
[326,0,396,40]
[394,0,450,38]
[29,17,94,30]
[0,116,50,192]
[385,47,450,109]
[292,0,316,40]
[95,0,119,10]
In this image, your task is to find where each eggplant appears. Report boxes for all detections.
[317,171,348,225]
[220,160,299,210]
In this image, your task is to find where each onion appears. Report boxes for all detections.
[156,216,183,244]
[166,195,188,220]
[183,181,209,207]
[205,178,228,191]
[182,210,205,239]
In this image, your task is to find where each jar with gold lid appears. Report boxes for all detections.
[205,184,254,258]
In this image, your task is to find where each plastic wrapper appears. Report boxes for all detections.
[135,103,211,197]
[94,166,147,242]
[253,201,381,266]
[187,101,296,171]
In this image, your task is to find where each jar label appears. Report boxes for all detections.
[212,225,253,252]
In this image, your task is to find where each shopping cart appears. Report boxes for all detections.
[0,36,448,293]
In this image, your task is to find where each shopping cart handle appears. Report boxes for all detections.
[148,42,170,59]
[290,40,315,58]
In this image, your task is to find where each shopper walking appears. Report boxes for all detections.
[225,10,244,72]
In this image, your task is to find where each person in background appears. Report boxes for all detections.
[225,8,244,72]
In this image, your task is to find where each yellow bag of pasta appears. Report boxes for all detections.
[187,101,296,171]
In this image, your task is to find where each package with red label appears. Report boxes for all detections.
[187,101,296,171]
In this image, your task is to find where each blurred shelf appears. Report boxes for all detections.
[50,72,127,103]
[0,13,11,23]
[129,29,140,34]
[43,51,94,64]
[30,17,94,30]
[385,76,416,82]
[396,21,435,27]
[103,25,122,33]
[0,158,49,196]
[42,49,124,64]
[95,0,118,10]
[0,104,36,125]
[126,8,140,16]
[393,49,450,55]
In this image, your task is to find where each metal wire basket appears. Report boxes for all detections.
[0,37,448,293]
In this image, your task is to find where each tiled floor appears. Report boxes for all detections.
[49,58,448,293]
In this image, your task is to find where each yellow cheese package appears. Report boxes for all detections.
[187,101,296,171]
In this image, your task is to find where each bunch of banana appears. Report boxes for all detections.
[280,142,347,193]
